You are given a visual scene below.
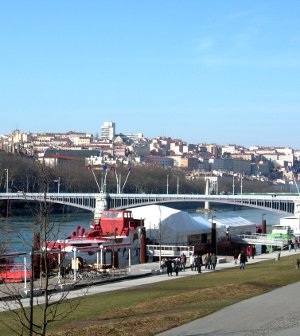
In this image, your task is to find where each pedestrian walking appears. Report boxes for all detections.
[204,253,210,269]
[166,258,173,276]
[180,253,187,271]
[193,255,198,271]
[251,245,256,259]
[196,254,203,273]
[239,251,247,269]
[211,253,217,270]
[294,239,298,252]
[233,251,239,264]
[174,258,180,276]
[246,246,252,261]
[288,239,292,252]
[190,253,195,271]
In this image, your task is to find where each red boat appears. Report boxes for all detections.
[46,209,145,253]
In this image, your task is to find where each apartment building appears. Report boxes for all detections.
[101,121,115,140]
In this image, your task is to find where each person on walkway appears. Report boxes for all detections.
[246,246,252,261]
[204,253,211,269]
[190,253,195,271]
[251,245,256,259]
[239,251,247,269]
[180,253,186,271]
[193,255,198,271]
[211,253,217,270]
[166,258,173,276]
[174,258,180,276]
[233,251,239,265]
[196,254,203,273]
[294,239,298,252]
[288,239,292,252]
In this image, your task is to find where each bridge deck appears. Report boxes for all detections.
[0,192,299,215]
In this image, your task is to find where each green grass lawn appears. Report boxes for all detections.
[1,253,300,336]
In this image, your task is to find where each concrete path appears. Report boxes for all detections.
[157,281,300,336]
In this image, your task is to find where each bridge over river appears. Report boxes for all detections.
[1,192,300,218]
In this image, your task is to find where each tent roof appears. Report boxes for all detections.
[130,204,212,234]
[213,217,255,228]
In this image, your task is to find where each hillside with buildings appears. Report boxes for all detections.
[0,121,299,195]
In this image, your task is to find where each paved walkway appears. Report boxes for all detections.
[1,250,300,336]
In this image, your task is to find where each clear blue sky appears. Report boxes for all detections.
[1,1,300,148]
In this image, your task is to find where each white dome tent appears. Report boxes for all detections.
[129,204,212,245]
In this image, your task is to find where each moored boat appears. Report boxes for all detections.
[46,209,146,256]
[0,252,30,283]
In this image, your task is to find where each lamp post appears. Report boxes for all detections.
[4,168,8,193]
[159,219,162,270]
[73,247,77,281]
[166,175,169,194]
[240,173,243,195]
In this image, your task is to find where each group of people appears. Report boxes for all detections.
[162,252,219,276]
[162,253,187,276]
[246,245,256,260]
[288,239,298,252]
[190,253,218,272]
[163,247,256,276]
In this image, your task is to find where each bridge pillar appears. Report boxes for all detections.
[204,178,210,211]
[204,176,218,210]
[94,193,108,221]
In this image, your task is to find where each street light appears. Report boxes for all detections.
[240,173,243,195]
[4,168,8,193]
[166,175,169,194]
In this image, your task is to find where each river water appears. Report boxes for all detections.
[1,204,284,258]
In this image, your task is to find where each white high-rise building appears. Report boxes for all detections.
[101,121,115,140]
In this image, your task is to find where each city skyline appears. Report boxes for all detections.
[1,1,300,148]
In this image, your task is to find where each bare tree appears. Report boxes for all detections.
[0,161,82,336]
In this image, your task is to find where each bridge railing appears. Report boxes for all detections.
[0,192,298,215]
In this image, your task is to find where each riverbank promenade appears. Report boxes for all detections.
[1,249,300,335]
